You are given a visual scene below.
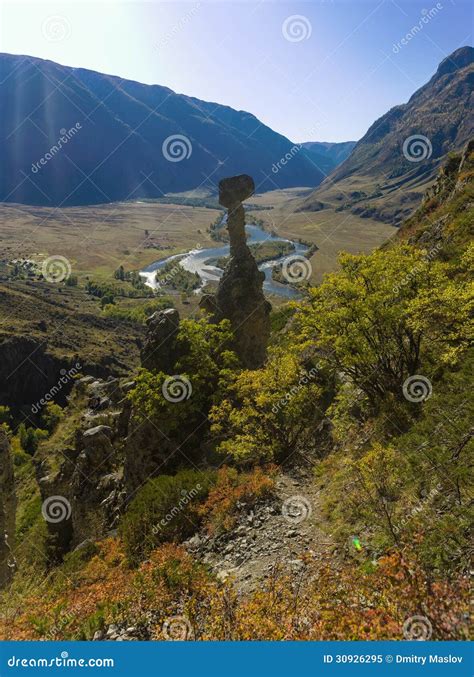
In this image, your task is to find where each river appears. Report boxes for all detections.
[140,224,308,299]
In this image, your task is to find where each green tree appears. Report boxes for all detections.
[210,347,325,464]
[294,245,471,409]
[128,318,239,440]
[114,265,125,281]
[100,294,115,308]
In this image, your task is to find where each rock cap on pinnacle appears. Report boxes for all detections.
[219,174,255,208]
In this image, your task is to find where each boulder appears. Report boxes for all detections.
[218,174,255,208]
[140,308,181,373]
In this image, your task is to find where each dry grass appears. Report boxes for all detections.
[0,201,221,282]
[248,187,394,282]
[0,190,394,288]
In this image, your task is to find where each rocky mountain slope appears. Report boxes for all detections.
[300,46,474,223]
[0,54,328,206]
[0,279,142,412]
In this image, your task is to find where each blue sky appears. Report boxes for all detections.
[0,0,472,142]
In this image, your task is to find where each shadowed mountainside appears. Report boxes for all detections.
[301,140,356,174]
[0,54,330,206]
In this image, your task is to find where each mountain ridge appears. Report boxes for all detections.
[300,46,474,223]
[301,140,356,173]
[0,53,331,206]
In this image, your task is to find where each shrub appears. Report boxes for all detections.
[320,351,474,573]
[209,347,325,464]
[119,469,217,565]
[0,406,11,425]
[18,424,48,455]
[41,402,63,433]
[294,245,471,411]
[198,466,276,535]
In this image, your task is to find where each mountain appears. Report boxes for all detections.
[300,46,474,223]
[300,140,356,173]
[0,54,326,206]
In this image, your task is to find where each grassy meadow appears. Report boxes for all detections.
[0,191,394,292]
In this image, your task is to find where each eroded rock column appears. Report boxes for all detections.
[201,174,271,369]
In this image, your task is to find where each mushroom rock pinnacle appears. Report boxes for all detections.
[200,174,271,369]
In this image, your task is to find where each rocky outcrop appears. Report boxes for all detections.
[0,430,16,587]
[140,308,181,373]
[123,308,184,495]
[200,175,271,369]
[36,376,129,563]
[122,414,189,497]
[403,138,474,249]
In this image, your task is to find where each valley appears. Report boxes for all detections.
[0,32,472,649]
[0,189,393,298]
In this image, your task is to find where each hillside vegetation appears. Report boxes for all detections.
[1,144,472,641]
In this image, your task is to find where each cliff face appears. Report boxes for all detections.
[200,175,271,369]
[0,337,67,410]
[140,309,181,374]
[35,377,129,563]
[0,430,16,588]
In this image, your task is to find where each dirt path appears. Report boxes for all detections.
[185,469,333,593]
